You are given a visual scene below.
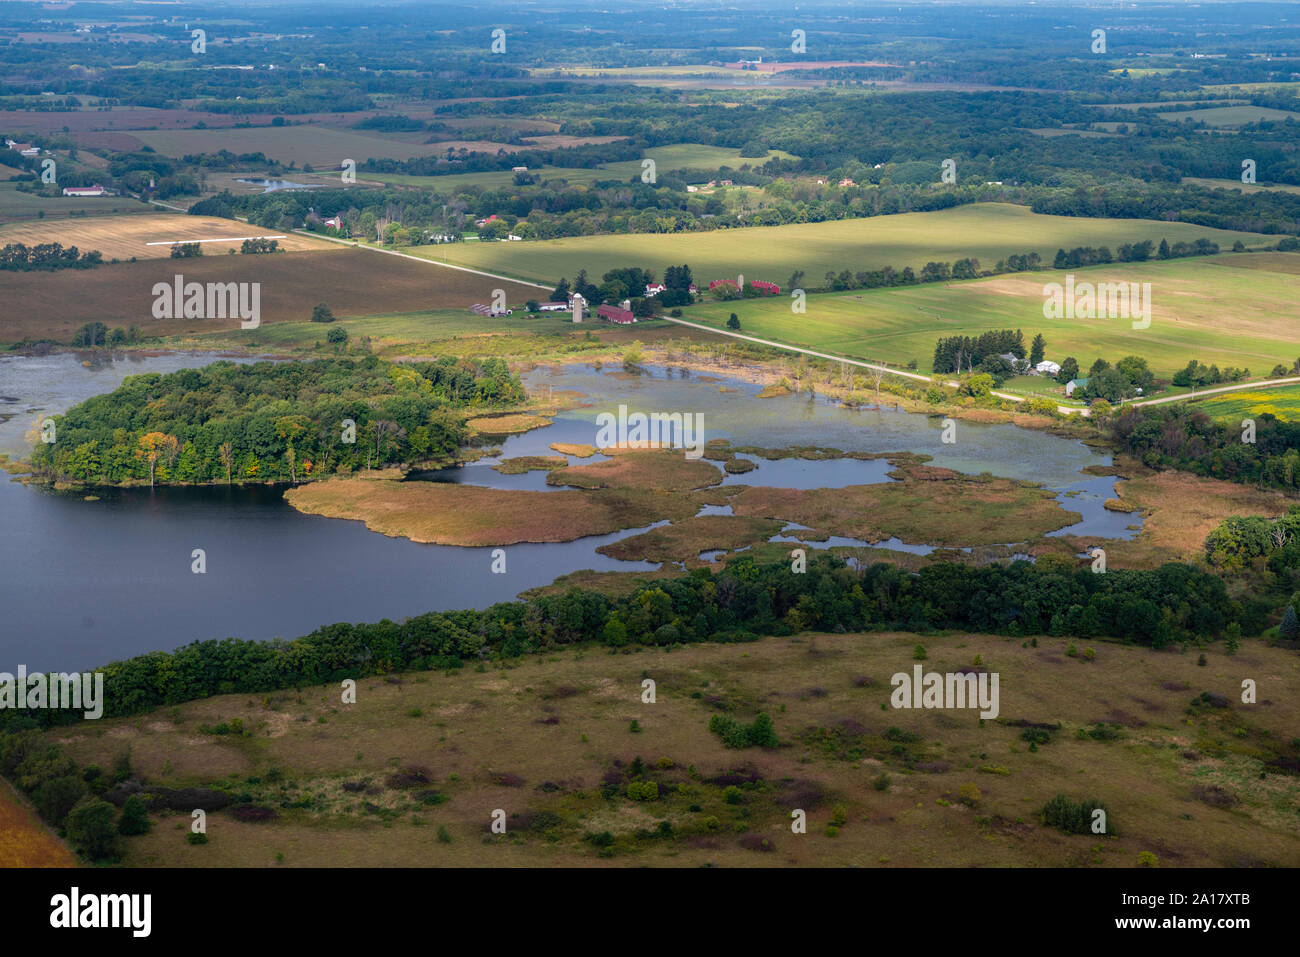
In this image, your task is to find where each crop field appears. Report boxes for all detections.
[0,248,541,343]
[0,212,336,260]
[132,125,463,166]
[1188,383,1300,423]
[680,252,1300,380]
[45,629,1300,868]
[421,203,1275,289]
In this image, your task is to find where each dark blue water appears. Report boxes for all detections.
[0,354,1135,670]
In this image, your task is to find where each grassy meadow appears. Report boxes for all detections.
[45,629,1300,867]
[679,252,1300,381]
[419,203,1275,288]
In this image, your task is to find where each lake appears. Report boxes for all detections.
[0,353,1134,670]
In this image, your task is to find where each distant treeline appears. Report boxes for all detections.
[0,554,1259,732]
[1052,237,1219,268]
[1110,405,1300,492]
[29,357,523,486]
[0,242,102,271]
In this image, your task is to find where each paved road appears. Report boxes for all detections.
[1125,376,1300,408]
[290,229,554,291]
[658,315,1084,414]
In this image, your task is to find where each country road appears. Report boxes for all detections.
[283,230,1298,417]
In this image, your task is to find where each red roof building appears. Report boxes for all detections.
[750,280,780,294]
[597,304,635,324]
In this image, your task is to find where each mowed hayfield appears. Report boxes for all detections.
[365,143,796,193]
[0,213,335,260]
[45,630,1300,867]
[424,203,1275,287]
[0,181,152,223]
[680,252,1300,380]
[1,248,541,343]
[0,780,77,868]
[1189,383,1300,423]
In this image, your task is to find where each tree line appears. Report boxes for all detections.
[0,242,103,271]
[0,553,1259,735]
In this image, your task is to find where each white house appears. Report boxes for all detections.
[644,283,666,297]
[1035,360,1061,376]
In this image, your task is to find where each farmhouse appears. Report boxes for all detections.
[597,304,636,324]
[322,216,343,230]
[1035,359,1061,376]
[61,185,107,197]
[644,283,667,296]
[1065,377,1089,397]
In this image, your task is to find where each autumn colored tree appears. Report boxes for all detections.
[136,432,177,487]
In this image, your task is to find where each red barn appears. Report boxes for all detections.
[597,304,635,324]
[708,279,738,291]
[750,280,780,294]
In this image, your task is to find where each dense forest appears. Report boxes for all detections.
[28,357,524,486]
[1109,405,1300,492]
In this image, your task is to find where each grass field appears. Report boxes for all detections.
[0,182,152,223]
[1156,105,1300,126]
[0,249,541,343]
[364,143,796,193]
[679,252,1300,380]
[1181,177,1300,196]
[418,203,1275,288]
[0,780,77,868]
[0,212,335,260]
[1188,383,1300,423]
[45,627,1300,867]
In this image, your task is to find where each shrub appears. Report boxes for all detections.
[627,781,659,801]
[310,303,335,323]
[187,832,209,845]
[912,643,927,661]
[829,803,848,826]
[117,794,152,836]
[708,712,779,748]
[65,796,121,861]
[1042,794,1110,835]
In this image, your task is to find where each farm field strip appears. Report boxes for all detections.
[421,203,1275,289]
